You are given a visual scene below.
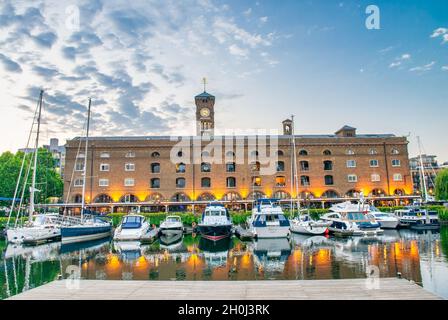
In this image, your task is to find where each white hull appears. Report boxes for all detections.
[6,227,60,244]
[114,225,151,241]
[377,220,400,229]
[290,223,328,235]
[352,228,384,236]
[61,231,111,244]
[252,226,290,238]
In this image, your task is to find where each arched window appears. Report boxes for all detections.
[171,193,190,202]
[120,194,138,203]
[299,191,315,199]
[150,178,160,189]
[322,190,339,198]
[346,189,360,197]
[323,160,333,171]
[394,189,405,196]
[226,151,235,158]
[324,175,334,186]
[94,194,112,203]
[300,160,309,171]
[300,176,310,186]
[176,163,186,173]
[197,193,216,201]
[151,151,160,158]
[368,148,378,155]
[226,162,236,172]
[299,149,308,156]
[146,193,164,202]
[226,177,236,188]
[222,192,241,201]
[276,161,285,172]
[277,150,284,156]
[370,189,386,197]
[273,191,290,199]
[248,191,265,200]
[201,177,211,188]
[391,148,400,155]
[151,163,160,173]
[201,162,211,172]
[176,177,186,188]
[323,149,332,156]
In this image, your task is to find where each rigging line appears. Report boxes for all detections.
[14,152,34,228]
[63,119,87,215]
[7,97,40,225]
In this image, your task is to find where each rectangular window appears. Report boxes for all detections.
[370,159,379,167]
[393,173,403,181]
[252,177,262,187]
[74,178,84,187]
[392,159,401,167]
[346,160,356,168]
[371,174,381,182]
[348,174,357,183]
[75,161,84,171]
[126,151,136,158]
[99,179,109,187]
[125,163,135,171]
[77,153,85,159]
[100,163,110,171]
[124,178,135,186]
[100,152,110,158]
[275,176,286,187]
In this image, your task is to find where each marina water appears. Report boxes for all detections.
[1,227,447,299]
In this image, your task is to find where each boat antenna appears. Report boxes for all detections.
[80,98,92,222]
[29,90,43,219]
[417,136,428,203]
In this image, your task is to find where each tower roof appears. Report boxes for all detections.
[195,91,215,99]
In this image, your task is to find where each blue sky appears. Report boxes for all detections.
[0,0,447,161]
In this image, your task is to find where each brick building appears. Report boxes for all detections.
[63,89,414,213]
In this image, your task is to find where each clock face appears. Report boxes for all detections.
[200,108,210,117]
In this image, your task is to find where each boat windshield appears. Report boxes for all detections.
[373,213,390,218]
[33,215,47,226]
[166,216,181,222]
[346,212,368,221]
[122,216,143,229]
[206,210,225,216]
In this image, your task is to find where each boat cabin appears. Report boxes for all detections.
[121,215,146,229]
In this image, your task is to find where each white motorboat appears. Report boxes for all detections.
[393,206,440,230]
[113,214,151,241]
[248,199,291,239]
[290,213,331,235]
[159,215,184,237]
[368,211,400,229]
[198,203,233,241]
[321,200,383,236]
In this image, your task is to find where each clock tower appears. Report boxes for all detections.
[195,78,215,136]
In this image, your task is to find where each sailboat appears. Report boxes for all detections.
[60,98,112,244]
[287,115,331,236]
[6,90,63,244]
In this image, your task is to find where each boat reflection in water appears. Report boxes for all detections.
[159,233,184,252]
[1,227,448,299]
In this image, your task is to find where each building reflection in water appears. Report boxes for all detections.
[1,227,448,299]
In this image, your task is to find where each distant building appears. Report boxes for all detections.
[409,154,442,196]
[18,138,66,177]
[63,89,414,213]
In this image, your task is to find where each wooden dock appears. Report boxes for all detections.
[7,278,442,300]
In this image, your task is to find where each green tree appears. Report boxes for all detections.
[435,169,448,201]
[0,148,63,206]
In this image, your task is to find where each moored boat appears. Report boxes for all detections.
[198,203,233,241]
[113,214,151,241]
[159,215,184,237]
[248,199,291,239]
[290,213,331,236]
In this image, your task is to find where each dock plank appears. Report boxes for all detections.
[7,278,442,300]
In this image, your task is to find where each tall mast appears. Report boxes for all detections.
[291,115,300,213]
[80,98,92,221]
[29,90,43,219]
[417,136,428,203]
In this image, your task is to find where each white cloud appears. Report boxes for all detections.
[260,16,268,23]
[409,61,436,72]
[228,44,249,58]
[430,27,448,43]
[389,53,411,69]
[243,8,252,16]
[442,66,448,71]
